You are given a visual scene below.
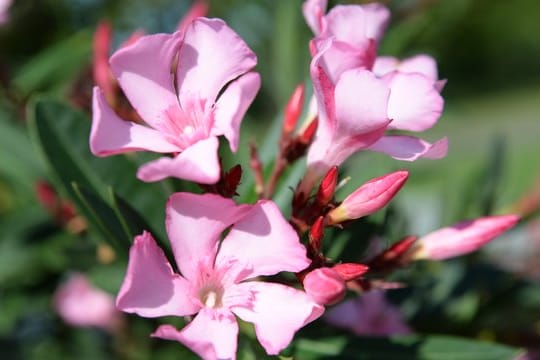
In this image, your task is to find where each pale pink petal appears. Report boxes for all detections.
[398,54,439,81]
[302,0,328,35]
[177,18,257,108]
[303,267,346,305]
[325,291,411,336]
[414,215,520,260]
[90,87,180,156]
[54,273,120,331]
[116,231,199,317]
[110,32,182,128]
[152,308,238,360]
[325,4,389,45]
[213,71,261,152]
[367,135,448,161]
[217,200,310,281]
[384,72,444,132]
[328,170,409,224]
[231,282,324,355]
[334,68,390,136]
[372,56,400,77]
[361,3,391,42]
[176,0,209,33]
[310,37,376,83]
[165,192,251,281]
[136,136,220,183]
[374,54,438,81]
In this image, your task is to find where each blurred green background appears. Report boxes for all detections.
[0,0,539,359]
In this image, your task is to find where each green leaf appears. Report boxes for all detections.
[72,182,131,256]
[27,98,168,239]
[293,335,523,360]
[12,30,92,97]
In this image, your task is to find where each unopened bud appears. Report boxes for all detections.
[408,215,520,261]
[303,267,346,305]
[282,83,305,135]
[309,216,325,253]
[299,117,318,145]
[332,263,369,281]
[327,171,408,225]
[369,235,417,271]
[316,166,338,206]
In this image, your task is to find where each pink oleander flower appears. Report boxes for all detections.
[299,2,447,193]
[407,214,520,261]
[325,291,411,336]
[327,170,409,225]
[90,18,260,184]
[0,0,11,25]
[53,273,122,332]
[116,193,323,360]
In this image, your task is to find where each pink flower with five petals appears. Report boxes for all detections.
[90,18,260,184]
[116,193,323,360]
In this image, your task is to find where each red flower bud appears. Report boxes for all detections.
[282,83,305,135]
[332,263,369,281]
[309,216,325,253]
[299,117,318,145]
[315,166,338,206]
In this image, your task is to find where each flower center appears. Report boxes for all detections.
[199,286,224,309]
[157,97,214,150]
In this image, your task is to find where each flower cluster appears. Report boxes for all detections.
[85,1,519,359]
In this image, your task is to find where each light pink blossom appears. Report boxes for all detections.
[327,170,409,225]
[53,273,121,332]
[325,291,411,336]
[408,215,520,260]
[116,193,323,360]
[91,18,260,184]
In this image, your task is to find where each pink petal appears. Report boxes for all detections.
[90,87,180,156]
[231,282,324,355]
[176,18,257,109]
[136,136,220,183]
[302,0,328,35]
[334,68,390,136]
[152,308,238,360]
[374,54,439,81]
[303,267,346,305]
[165,193,251,281]
[213,71,261,152]
[325,4,390,45]
[217,200,310,281]
[414,215,520,260]
[110,32,182,128]
[398,54,439,81]
[384,72,444,132]
[116,231,199,318]
[367,135,449,161]
[176,0,209,33]
[372,56,400,77]
[310,37,376,83]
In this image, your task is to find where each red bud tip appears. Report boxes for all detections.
[282,83,305,135]
[316,166,338,206]
[35,181,58,210]
[332,263,369,281]
[368,235,418,270]
[299,117,318,144]
[309,216,325,252]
